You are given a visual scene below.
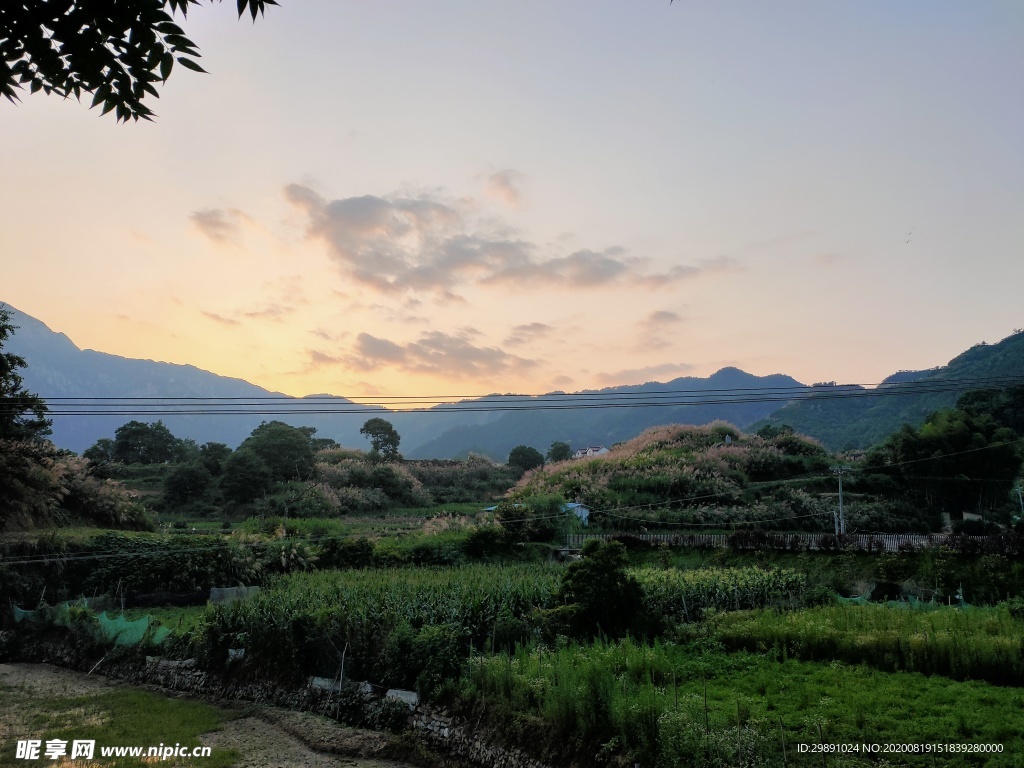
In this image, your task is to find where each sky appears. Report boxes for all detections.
[3,0,1023,402]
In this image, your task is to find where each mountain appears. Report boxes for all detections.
[4,303,803,458]
[754,330,1024,450]
[406,368,806,461]
[2,305,384,453]
[13,303,1023,459]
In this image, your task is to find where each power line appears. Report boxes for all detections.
[17,372,1024,402]
[3,374,1023,417]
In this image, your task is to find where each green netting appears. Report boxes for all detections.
[97,612,153,646]
[12,605,39,623]
[15,604,171,645]
[836,593,870,605]
[151,626,171,644]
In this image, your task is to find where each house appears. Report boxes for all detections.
[562,502,590,526]
[572,446,609,459]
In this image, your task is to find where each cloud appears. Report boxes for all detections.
[632,256,738,288]
[202,311,241,326]
[190,208,250,243]
[338,330,536,378]
[285,183,718,295]
[309,350,344,368]
[484,169,524,208]
[639,310,683,328]
[312,327,339,341]
[595,362,697,386]
[504,322,553,347]
[242,303,294,321]
[240,276,309,321]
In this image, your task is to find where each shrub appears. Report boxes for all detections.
[557,540,643,639]
[318,537,374,569]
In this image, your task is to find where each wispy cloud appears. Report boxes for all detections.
[639,310,683,328]
[203,277,308,325]
[190,208,250,243]
[504,322,553,347]
[202,311,241,326]
[326,330,537,378]
[484,169,524,208]
[595,362,697,386]
[285,183,718,296]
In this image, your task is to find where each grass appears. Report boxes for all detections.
[712,602,1024,684]
[0,687,238,767]
[463,638,1024,767]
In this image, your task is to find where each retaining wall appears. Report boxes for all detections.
[14,642,552,768]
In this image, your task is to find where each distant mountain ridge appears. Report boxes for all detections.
[2,305,386,453]
[405,367,805,461]
[15,303,1020,459]
[3,303,809,458]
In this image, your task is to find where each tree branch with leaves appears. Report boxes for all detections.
[1,0,278,121]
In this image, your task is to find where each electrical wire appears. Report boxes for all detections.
[2,374,1024,417]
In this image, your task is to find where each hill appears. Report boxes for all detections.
[754,330,1024,450]
[508,422,929,532]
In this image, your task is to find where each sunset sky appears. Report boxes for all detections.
[3,1,1022,401]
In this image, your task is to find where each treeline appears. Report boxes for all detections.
[1,307,149,532]
[81,419,521,519]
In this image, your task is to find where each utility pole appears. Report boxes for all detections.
[831,466,852,535]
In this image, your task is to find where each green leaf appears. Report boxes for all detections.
[155,22,186,36]
[160,52,173,81]
[164,34,196,49]
[176,57,207,74]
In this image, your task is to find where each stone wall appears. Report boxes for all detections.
[97,655,554,768]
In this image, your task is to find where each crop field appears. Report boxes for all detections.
[7,520,1024,767]
[464,637,1024,767]
[713,602,1024,684]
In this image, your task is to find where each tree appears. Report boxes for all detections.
[360,418,401,460]
[546,441,572,463]
[864,408,1022,518]
[220,449,272,504]
[0,306,51,440]
[238,421,315,481]
[1,0,277,122]
[163,461,212,506]
[112,420,181,464]
[557,540,643,639]
[198,441,232,475]
[83,437,116,465]
[958,386,1024,437]
[507,445,544,475]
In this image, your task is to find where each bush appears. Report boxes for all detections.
[496,495,566,543]
[318,537,374,569]
[557,540,643,639]
[462,526,511,559]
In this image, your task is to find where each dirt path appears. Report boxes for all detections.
[0,664,417,768]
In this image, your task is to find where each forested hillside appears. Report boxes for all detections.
[755,329,1024,450]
